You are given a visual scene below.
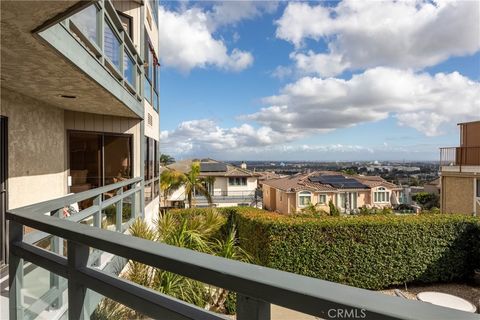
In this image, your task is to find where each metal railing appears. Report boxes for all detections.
[7,177,142,319]
[440,146,480,167]
[63,0,143,100]
[7,183,478,319]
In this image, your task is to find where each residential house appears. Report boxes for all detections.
[164,159,261,208]
[1,0,159,317]
[262,171,401,214]
[440,120,480,214]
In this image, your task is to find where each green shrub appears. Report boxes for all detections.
[234,209,480,290]
[166,207,480,290]
[328,200,340,216]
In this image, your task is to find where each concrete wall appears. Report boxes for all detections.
[442,174,476,214]
[1,90,67,209]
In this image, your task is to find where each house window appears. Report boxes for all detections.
[229,177,247,186]
[477,179,480,198]
[68,131,132,206]
[144,136,159,204]
[144,31,159,111]
[319,194,327,204]
[374,187,390,203]
[117,11,133,40]
[298,191,312,207]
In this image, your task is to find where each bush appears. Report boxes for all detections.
[232,208,480,290]
[166,207,480,290]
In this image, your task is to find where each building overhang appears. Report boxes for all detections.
[1,0,143,119]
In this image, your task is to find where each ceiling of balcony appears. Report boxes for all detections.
[0,0,140,119]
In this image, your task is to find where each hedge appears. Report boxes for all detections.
[169,207,480,290]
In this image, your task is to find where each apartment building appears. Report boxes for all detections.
[262,171,401,214]
[164,159,261,208]
[1,0,159,317]
[440,120,480,214]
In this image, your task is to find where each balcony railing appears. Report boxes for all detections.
[63,0,143,100]
[440,147,480,167]
[7,183,478,319]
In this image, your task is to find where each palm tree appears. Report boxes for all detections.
[160,169,184,207]
[159,153,175,166]
[183,162,212,208]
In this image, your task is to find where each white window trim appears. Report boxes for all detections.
[318,194,327,204]
[298,191,312,207]
[373,187,390,203]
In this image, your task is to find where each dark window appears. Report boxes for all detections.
[229,177,247,186]
[144,31,159,112]
[69,131,133,209]
[117,11,133,40]
[144,137,159,204]
[477,179,480,198]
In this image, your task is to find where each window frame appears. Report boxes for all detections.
[318,194,327,204]
[298,191,312,207]
[373,187,390,203]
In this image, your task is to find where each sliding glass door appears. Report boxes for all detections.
[69,131,133,194]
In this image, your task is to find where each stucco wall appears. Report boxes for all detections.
[442,175,475,214]
[1,90,67,209]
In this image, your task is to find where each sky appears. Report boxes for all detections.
[158,0,480,161]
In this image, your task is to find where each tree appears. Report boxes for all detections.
[412,192,439,210]
[159,154,175,166]
[160,169,185,207]
[184,162,212,208]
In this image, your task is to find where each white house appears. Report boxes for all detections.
[164,159,261,208]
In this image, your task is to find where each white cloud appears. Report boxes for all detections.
[207,1,278,30]
[247,68,480,136]
[276,1,480,76]
[158,6,253,72]
[160,119,301,156]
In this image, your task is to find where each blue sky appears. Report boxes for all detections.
[159,1,480,161]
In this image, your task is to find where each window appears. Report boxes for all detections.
[117,11,133,40]
[69,132,133,207]
[124,50,135,87]
[374,187,390,203]
[144,137,159,204]
[298,191,312,207]
[477,179,480,198]
[319,194,327,204]
[144,31,159,111]
[229,177,247,186]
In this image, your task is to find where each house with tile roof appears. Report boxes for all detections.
[163,159,261,208]
[262,171,402,214]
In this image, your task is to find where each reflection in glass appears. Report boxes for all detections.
[104,21,121,69]
[124,50,135,87]
[70,5,98,44]
[69,132,102,192]
[104,135,132,186]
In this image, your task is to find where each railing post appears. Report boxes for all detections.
[9,220,24,320]
[236,294,270,320]
[49,209,64,310]
[116,187,123,231]
[67,241,90,320]
[92,195,102,266]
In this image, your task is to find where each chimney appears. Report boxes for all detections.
[240,161,247,169]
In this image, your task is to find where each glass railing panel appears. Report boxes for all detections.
[90,292,145,320]
[22,262,68,320]
[144,77,152,104]
[70,4,99,45]
[123,50,135,87]
[104,20,121,70]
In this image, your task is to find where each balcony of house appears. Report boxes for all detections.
[4,183,479,320]
[440,147,480,173]
[194,190,260,206]
[1,0,143,119]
